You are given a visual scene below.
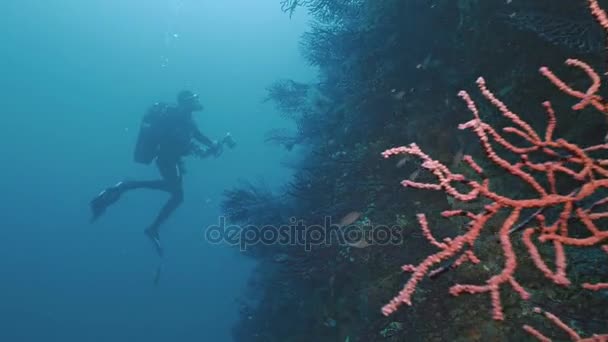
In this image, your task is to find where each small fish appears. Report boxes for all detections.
[273,253,289,263]
[348,239,370,249]
[451,149,464,168]
[393,90,406,100]
[408,168,421,181]
[396,156,409,168]
[339,211,361,226]
[410,231,423,239]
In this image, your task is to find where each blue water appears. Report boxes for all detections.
[0,1,313,340]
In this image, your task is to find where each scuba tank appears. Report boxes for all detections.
[134,102,168,164]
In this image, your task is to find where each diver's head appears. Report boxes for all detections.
[177,90,203,112]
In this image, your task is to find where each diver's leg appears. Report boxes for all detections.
[144,158,184,255]
[146,186,184,235]
[120,179,173,192]
[89,177,174,222]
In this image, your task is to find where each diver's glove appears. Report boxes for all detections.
[210,140,224,157]
[211,133,236,157]
[222,132,236,149]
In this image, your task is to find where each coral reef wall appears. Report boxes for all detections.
[225,1,608,341]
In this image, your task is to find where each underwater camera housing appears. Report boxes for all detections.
[193,132,236,159]
[222,132,236,149]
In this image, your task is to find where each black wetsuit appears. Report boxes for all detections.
[119,107,214,235]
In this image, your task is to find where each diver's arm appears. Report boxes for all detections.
[193,126,215,148]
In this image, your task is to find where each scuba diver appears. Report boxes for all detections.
[89,90,235,256]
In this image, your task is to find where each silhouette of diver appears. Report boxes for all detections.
[90,90,222,256]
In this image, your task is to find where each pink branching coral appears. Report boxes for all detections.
[381,0,608,337]
[523,307,608,342]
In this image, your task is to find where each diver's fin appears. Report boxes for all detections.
[89,182,124,222]
[145,228,164,257]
